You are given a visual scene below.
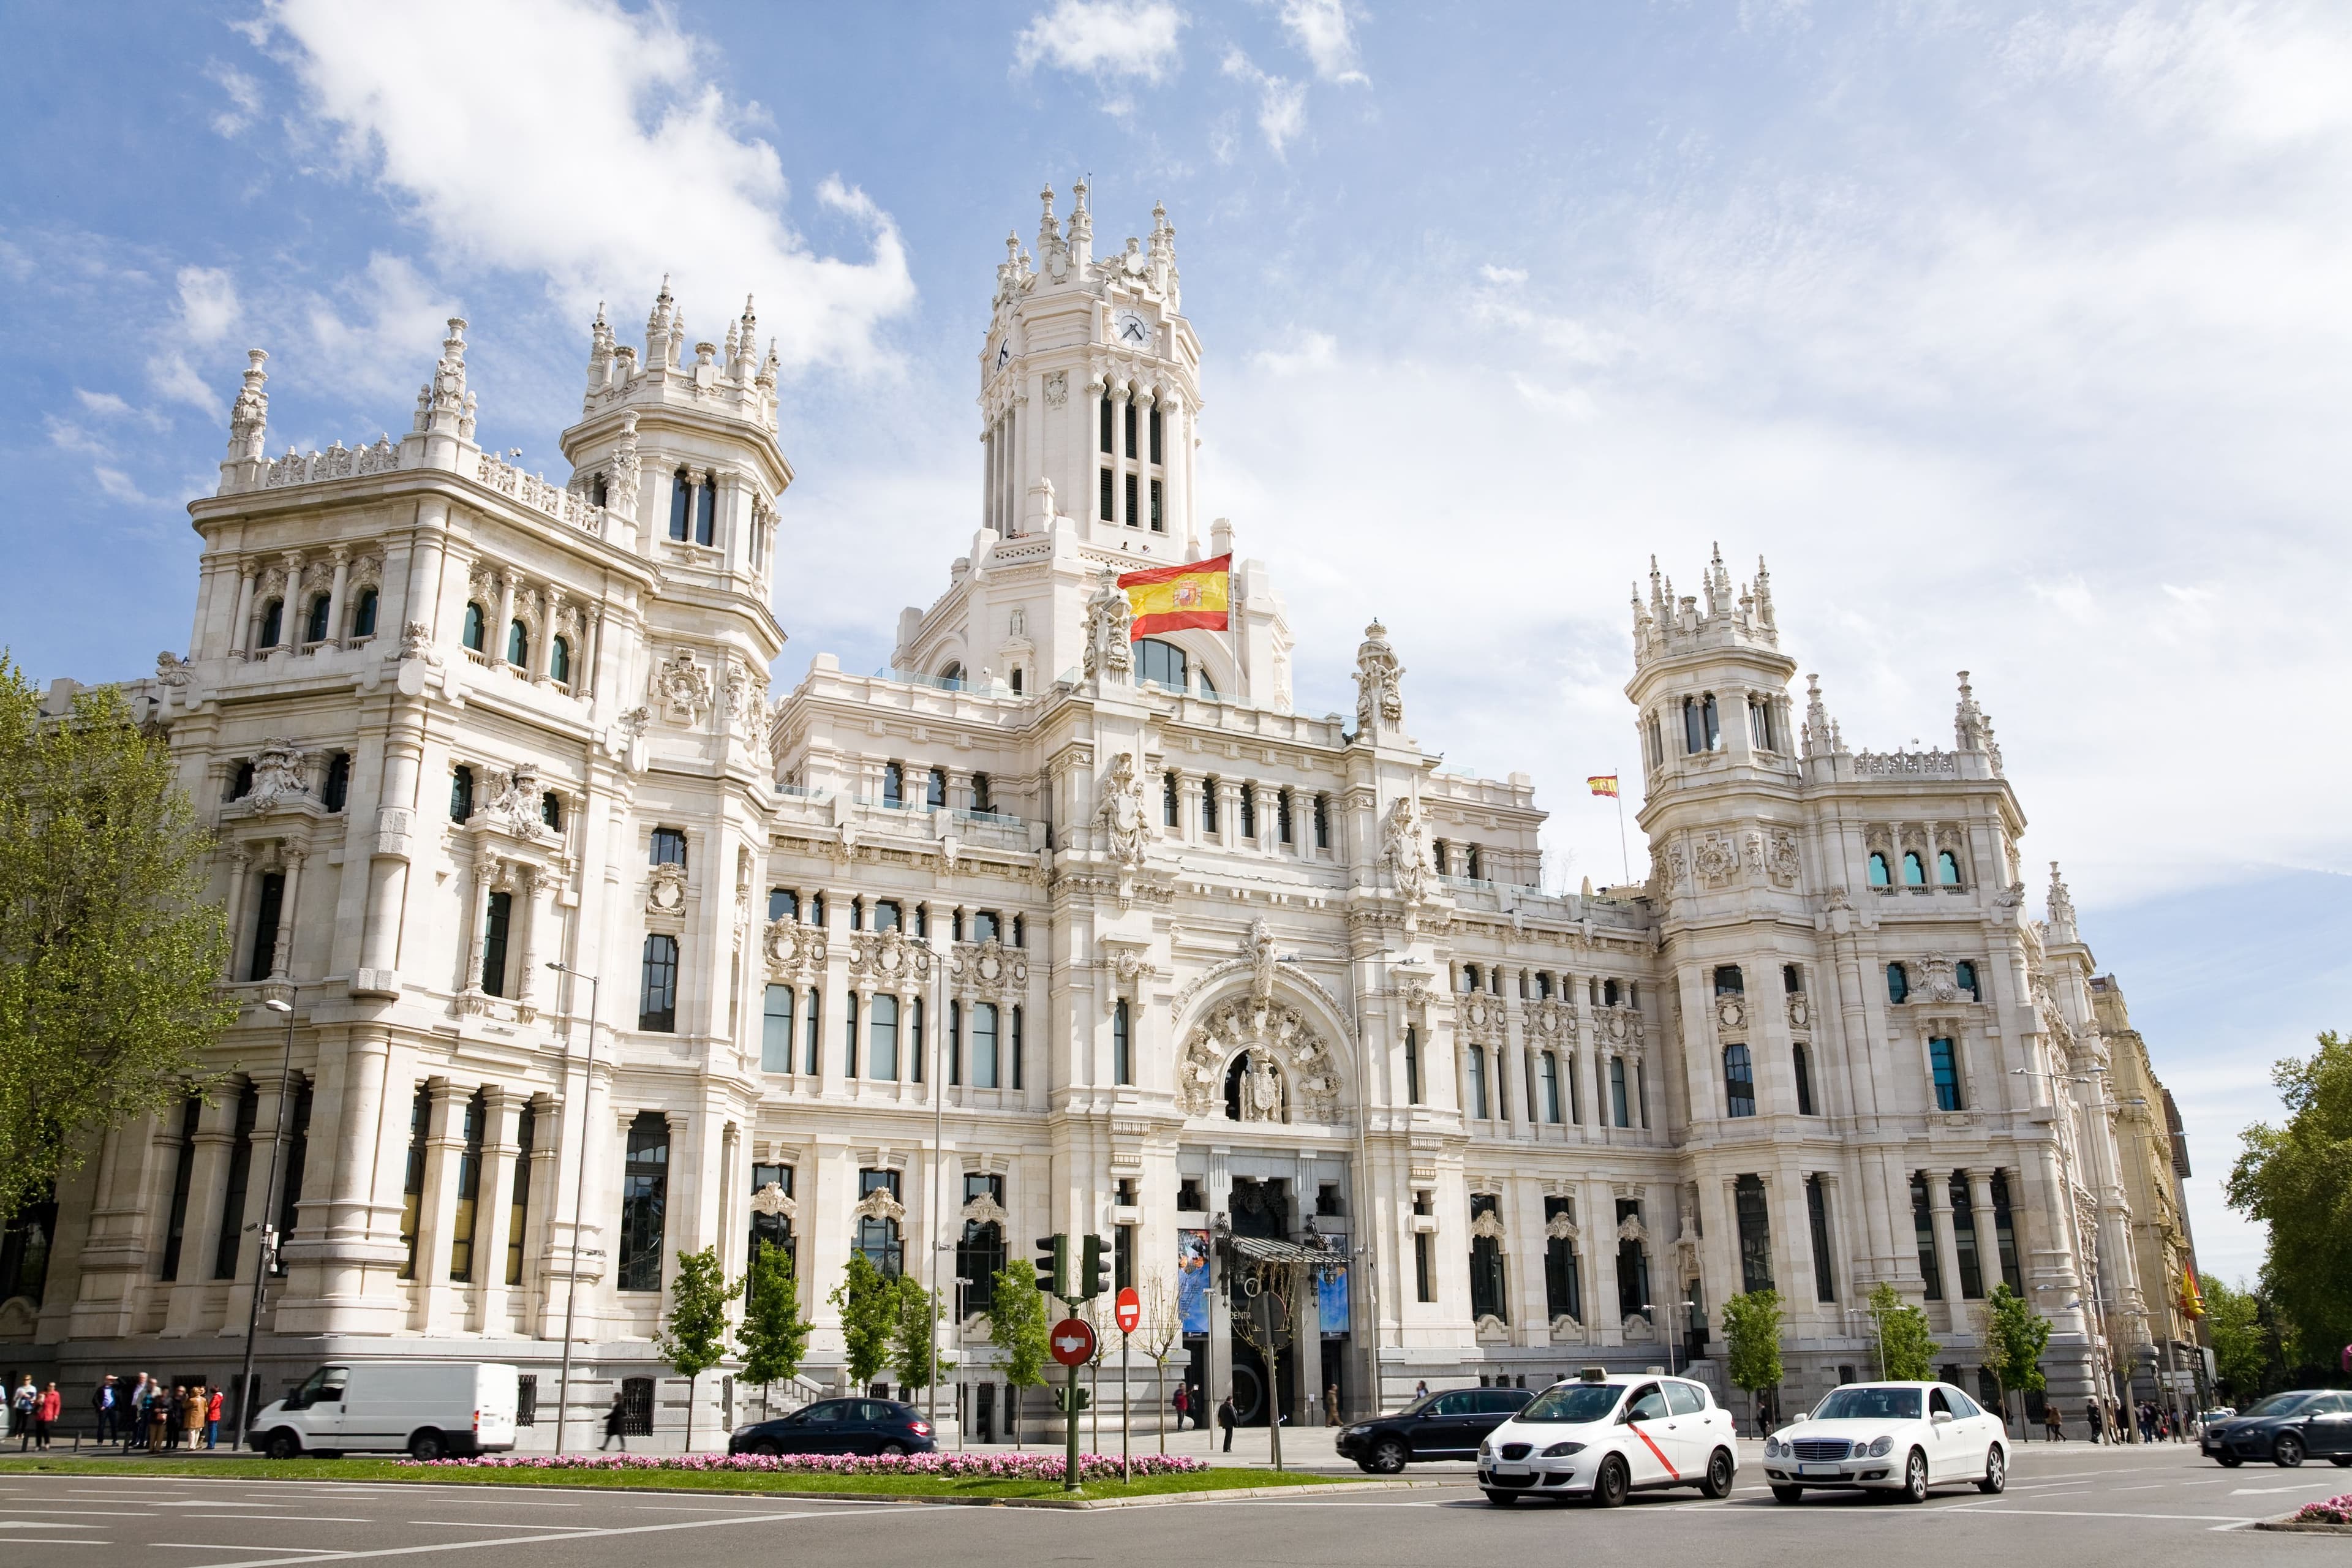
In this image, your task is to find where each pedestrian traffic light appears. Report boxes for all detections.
[1080,1232,1109,1300]
[1035,1233,1068,1298]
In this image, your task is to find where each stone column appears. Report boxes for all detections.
[515,865,552,1009]
[1216,779,1240,850]
[278,553,305,653]
[533,589,562,682]
[473,1086,524,1333]
[268,846,306,980]
[221,1072,293,1331]
[221,846,252,981]
[414,1080,469,1332]
[1178,772,1202,845]
[454,856,497,995]
[323,547,350,649]
[229,567,258,659]
[1928,1173,1963,1326]
[493,571,518,668]
[164,1087,244,1333]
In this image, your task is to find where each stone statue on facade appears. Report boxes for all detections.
[1081,567,1133,681]
[1097,752,1150,867]
[1382,796,1436,902]
[1354,620,1404,733]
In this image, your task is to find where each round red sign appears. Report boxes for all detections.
[1050,1316,1096,1367]
[1114,1286,1141,1334]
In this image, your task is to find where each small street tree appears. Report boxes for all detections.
[2228,1032,2352,1367]
[2203,1276,2277,1403]
[656,1245,741,1452]
[829,1252,897,1391]
[989,1260,1049,1449]
[0,660,236,1224]
[1721,1288,1786,1432]
[736,1240,809,1421]
[1869,1281,1941,1381]
[1131,1268,1185,1452]
[1978,1282,2051,1436]
[887,1278,953,1397]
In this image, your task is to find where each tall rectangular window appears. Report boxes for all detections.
[1724,1044,1756,1117]
[803,990,822,1076]
[247,871,285,982]
[910,997,924,1083]
[868,993,899,1080]
[1929,1038,1964,1110]
[1114,1223,1135,1291]
[1911,1172,1943,1300]
[856,1168,903,1277]
[480,889,512,997]
[694,478,715,546]
[1610,1057,1630,1128]
[1010,1006,1025,1090]
[1793,1043,1817,1115]
[638,934,678,1031]
[971,1002,1000,1088]
[1112,999,1132,1085]
[274,1076,312,1275]
[396,1085,428,1280]
[749,1161,795,1275]
[1615,1199,1650,1321]
[1201,778,1218,833]
[1806,1174,1836,1302]
[1414,1232,1434,1303]
[505,1101,534,1286]
[947,999,962,1085]
[1544,1197,1580,1321]
[1099,396,1113,453]
[761,986,794,1072]
[1149,477,1163,531]
[1313,794,1330,849]
[1990,1170,2025,1295]
[448,1089,484,1283]
[843,991,859,1077]
[1467,1046,1489,1120]
[1124,471,1139,528]
[1735,1174,1774,1294]
[617,1111,670,1291]
[1100,467,1114,520]
[1950,1171,1985,1298]
[210,1082,259,1280]
[1468,1194,1507,1322]
[1403,1026,1421,1105]
[1123,400,1137,458]
[1148,407,1162,464]
[1539,1052,1562,1123]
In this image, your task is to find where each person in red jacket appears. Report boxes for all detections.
[205,1387,224,1449]
[31,1384,61,1450]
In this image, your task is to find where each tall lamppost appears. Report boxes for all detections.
[235,987,303,1440]
[927,925,950,1433]
[546,961,601,1456]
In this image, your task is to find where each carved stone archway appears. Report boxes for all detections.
[1177,993,1341,1124]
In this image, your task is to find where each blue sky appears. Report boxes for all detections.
[7,0,2348,1283]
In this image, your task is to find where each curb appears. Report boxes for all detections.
[2255,1520,2352,1536]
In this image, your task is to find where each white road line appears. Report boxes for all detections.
[2231,1482,2343,1494]
[164,1515,372,1524]
[3,1539,113,1546]
[154,1547,350,1553]
[171,1506,862,1568]
[1936,1506,2262,1523]
[403,1522,584,1531]
[0,1509,130,1517]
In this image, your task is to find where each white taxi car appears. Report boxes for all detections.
[1476,1369,1738,1506]
[1761,1381,2008,1504]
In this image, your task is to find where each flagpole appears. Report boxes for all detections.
[1615,786,1630,887]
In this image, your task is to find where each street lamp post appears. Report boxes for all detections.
[235,987,303,1441]
[546,961,601,1457]
[928,927,951,1434]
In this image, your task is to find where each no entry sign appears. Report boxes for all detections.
[1114,1286,1140,1333]
[1050,1316,1096,1366]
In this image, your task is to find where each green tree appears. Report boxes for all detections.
[988,1259,1050,1449]
[736,1240,810,1420]
[0,660,236,1224]
[1977,1283,2051,1435]
[1869,1281,1940,1381]
[655,1245,741,1452]
[1721,1289,1786,1430]
[829,1251,898,1390]
[887,1278,954,1397]
[2227,1033,2352,1366]
[2203,1276,2287,1403]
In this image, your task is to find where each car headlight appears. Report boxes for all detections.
[1343,1425,1368,1438]
[1866,1435,1894,1458]
[1479,1441,1494,1459]
[1542,1441,1585,1458]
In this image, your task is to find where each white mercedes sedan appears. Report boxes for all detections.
[1760,1381,2009,1504]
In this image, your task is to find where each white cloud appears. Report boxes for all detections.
[262,0,915,374]
[1016,0,1186,85]
[94,467,156,503]
[1250,329,1335,376]
[146,352,221,418]
[208,61,263,137]
[45,417,107,458]
[74,388,134,418]
[1479,264,1527,285]
[1276,0,1368,85]
[1221,48,1307,157]
[304,252,464,404]
[174,266,239,345]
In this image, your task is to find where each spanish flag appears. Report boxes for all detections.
[1118,554,1231,640]
[1588,775,1619,797]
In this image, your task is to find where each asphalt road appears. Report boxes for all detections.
[0,1443,2341,1567]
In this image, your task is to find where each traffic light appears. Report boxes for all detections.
[1080,1232,1109,1300]
[1035,1233,1069,1298]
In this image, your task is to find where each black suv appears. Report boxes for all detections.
[728,1398,937,1457]
[2203,1390,2352,1468]
[1336,1387,1535,1473]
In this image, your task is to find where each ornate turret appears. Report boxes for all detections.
[218,349,270,492]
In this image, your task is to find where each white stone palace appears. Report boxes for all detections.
[0,178,2206,1442]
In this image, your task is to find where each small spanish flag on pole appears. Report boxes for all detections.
[1118,554,1231,640]
[1587,775,1618,797]
[1589,774,1630,886]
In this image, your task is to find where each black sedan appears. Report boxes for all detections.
[1335,1386,1534,1473]
[728,1397,937,1457]
[2203,1389,2352,1468]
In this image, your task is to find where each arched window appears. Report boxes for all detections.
[882,761,904,808]
[258,598,284,649]
[1468,1046,1490,1119]
[1724,1044,1756,1117]
[970,1002,1000,1088]
[304,594,331,644]
[616,1111,670,1291]
[1887,962,1909,1004]
[351,587,379,639]
[694,477,715,546]
[1928,1037,1964,1111]
[461,601,486,652]
[867,993,899,1080]
[939,661,963,689]
[669,467,692,540]
[449,765,474,822]
[972,772,993,813]
[1404,1025,1421,1105]
[1163,772,1179,827]
[768,887,799,922]
[1010,667,1024,695]
[322,752,350,812]
[650,827,687,867]
[854,1169,903,1277]
[1223,1053,1248,1121]
[1868,851,1891,888]
[927,766,946,809]
[1683,696,1704,755]
[1112,999,1132,1085]
[541,791,563,831]
[1793,1043,1816,1115]
[1902,850,1927,886]
[1937,850,1962,887]
[639,935,679,1031]
[549,635,571,685]
[956,1172,1006,1313]
[1197,668,1218,700]
[1137,637,1188,692]
[1702,693,1721,749]
[1954,959,1978,1000]
[506,619,529,667]
[1461,963,1480,993]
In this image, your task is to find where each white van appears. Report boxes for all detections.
[249,1361,519,1460]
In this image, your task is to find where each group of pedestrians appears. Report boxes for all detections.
[8,1378,62,1449]
[6,1373,227,1452]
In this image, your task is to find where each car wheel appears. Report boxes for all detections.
[1356,1461,1378,1474]
[1368,1438,1408,1475]
[1978,1446,2005,1494]
[1700,1448,1735,1499]
[265,1430,301,1461]
[1770,1484,1804,1504]
[2274,1434,2304,1468]
[751,1440,780,1457]
[877,1442,908,1458]
[1899,1448,1929,1504]
[1483,1490,1517,1506]
[409,1430,447,1463]
[2217,1453,2242,1468]
[1593,1455,1630,1509]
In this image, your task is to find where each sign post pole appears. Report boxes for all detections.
[1049,1313,1096,1492]
[1114,1284,1140,1484]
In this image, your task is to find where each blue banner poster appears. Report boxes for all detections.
[1319,1259,1351,1335]
[1177,1229,1210,1334]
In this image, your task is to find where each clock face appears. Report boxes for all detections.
[1111,310,1152,350]
[993,339,1011,372]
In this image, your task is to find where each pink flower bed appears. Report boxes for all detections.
[398,1451,1209,1483]
[2293,1493,2352,1525]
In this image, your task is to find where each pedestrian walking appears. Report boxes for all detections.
[124,1374,148,1450]
[1216,1394,1237,1453]
[206,1386,224,1449]
[1172,1382,1189,1431]
[1414,1379,1430,1403]
[180,1385,203,1450]
[1324,1383,1341,1427]
[2085,1400,2103,1445]
[151,1387,177,1452]
[9,1376,33,1442]
[600,1393,627,1452]
[31,1384,60,1450]
[2043,1403,2064,1442]
[93,1375,119,1445]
